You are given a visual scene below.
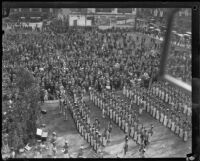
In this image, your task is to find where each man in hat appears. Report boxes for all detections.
[62,140,70,158]
[148,124,154,137]
[63,100,68,121]
[51,132,57,145]
[10,147,16,158]
[123,137,129,156]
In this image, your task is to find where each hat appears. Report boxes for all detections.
[52,132,56,135]
[65,140,68,144]
[37,140,41,143]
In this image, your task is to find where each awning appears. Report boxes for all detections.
[186,31,191,35]
[177,34,184,37]
[183,34,191,37]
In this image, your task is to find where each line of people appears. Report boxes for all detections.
[123,81,191,142]
[90,87,153,150]
[64,88,106,156]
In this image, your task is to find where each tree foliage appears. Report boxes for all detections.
[5,67,41,151]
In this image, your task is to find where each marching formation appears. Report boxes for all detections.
[2,9,191,158]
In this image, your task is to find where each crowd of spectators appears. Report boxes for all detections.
[2,17,191,158]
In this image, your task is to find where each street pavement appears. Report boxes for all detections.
[34,91,191,158]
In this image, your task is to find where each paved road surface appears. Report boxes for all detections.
[32,95,191,158]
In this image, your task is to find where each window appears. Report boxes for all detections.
[118,8,133,13]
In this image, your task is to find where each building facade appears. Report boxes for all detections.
[9,8,59,21]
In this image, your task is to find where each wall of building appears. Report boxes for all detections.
[69,15,91,26]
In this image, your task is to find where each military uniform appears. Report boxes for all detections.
[156,106,160,120]
[102,129,107,146]
[171,117,176,132]
[130,123,134,138]
[163,109,168,127]
[167,114,172,129]
[183,125,188,142]
[125,118,129,133]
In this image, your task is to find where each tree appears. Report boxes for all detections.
[5,67,41,151]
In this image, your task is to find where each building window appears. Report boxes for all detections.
[32,8,40,12]
[21,8,29,12]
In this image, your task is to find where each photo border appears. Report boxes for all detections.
[2,1,200,161]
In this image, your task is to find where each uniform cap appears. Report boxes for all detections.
[53,132,56,135]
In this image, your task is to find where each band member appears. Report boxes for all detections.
[171,117,176,133]
[130,122,134,138]
[163,109,168,127]
[125,118,129,134]
[175,119,180,135]
[156,106,160,121]
[153,104,157,118]
[102,128,107,146]
[167,114,172,129]
[150,102,154,116]
[160,107,164,124]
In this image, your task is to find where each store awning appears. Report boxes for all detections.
[186,31,191,35]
